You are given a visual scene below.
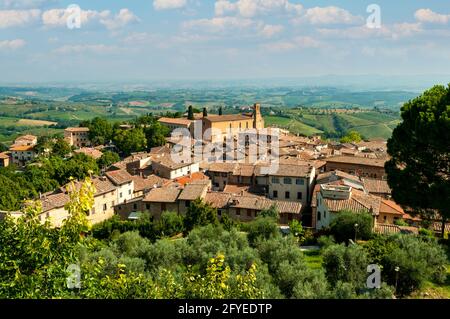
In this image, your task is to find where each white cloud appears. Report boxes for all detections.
[0,39,26,50]
[0,9,40,28]
[415,9,450,24]
[260,24,283,38]
[153,0,187,11]
[215,0,302,18]
[295,6,363,25]
[100,8,140,30]
[42,8,138,30]
[53,44,125,55]
[0,0,55,9]
[42,8,109,28]
[183,16,254,33]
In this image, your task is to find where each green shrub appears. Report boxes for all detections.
[322,243,369,289]
[329,210,373,243]
[382,235,447,296]
[317,235,335,249]
[155,211,184,238]
[245,216,280,246]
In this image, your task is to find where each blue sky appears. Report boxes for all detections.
[0,0,450,83]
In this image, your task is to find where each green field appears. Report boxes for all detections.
[265,116,323,136]
[303,249,323,270]
[264,110,400,139]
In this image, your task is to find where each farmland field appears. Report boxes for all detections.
[264,110,400,139]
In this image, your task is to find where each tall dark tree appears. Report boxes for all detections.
[203,108,208,117]
[0,143,8,152]
[385,84,450,236]
[218,107,223,116]
[187,105,194,120]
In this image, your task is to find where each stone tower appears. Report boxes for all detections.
[253,103,264,129]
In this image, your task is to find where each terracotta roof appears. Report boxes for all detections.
[91,177,117,195]
[274,200,302,214]
[0,152,10,159]
[325,156,387,168]
[362,178,391,195]
[205,192,301,214]
[158,117,192,126]
[105,170,133,185]
[74,147,103,159]
[152,156,194,170]
[65,127,89,132]
[207,162,237,173]
[322,188,381,215]
[232,163,257,177]
[131,174,170,192]
[63,177,116,196]
[175,172,209,186]
[268,163,313,178]
[205,192,232,208]
[143,186,181,203]
[40,192,70,212]
[10,145,35,152]
[178,183,208,201]
[15,135,37,142]
[204,114,253,122]
[379,199,404,216]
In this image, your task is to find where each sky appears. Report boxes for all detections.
[0,0,450,83]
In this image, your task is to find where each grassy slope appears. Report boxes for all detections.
[303,249,323,270]
[264,110,400,139]
[265,116,323,136]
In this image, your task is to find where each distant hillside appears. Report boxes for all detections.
[264,109,401,140]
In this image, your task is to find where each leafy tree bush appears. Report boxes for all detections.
[340,130,362,143]
[97,151,120,170]
[288,219,303,239]
[317,235,335,249]
[329,210,373,243]
[394,218,409,226]
[113,128,147,156]
[322,243,369,289]
[91,215,156,241]
[418,228,434,238]
[82,117,113,146]
[155,211,184,238]
[244,216,280,246]
[256,235,324,298]
[0,178,94,298]
[183,198,218,234]
[382,235,447,296]
[259,204,279,219]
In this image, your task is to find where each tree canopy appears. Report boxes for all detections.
[385,84,450,235]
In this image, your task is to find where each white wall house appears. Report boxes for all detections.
[267,164,315,207]
[315,184,380,230]
[152,157,200,180]
[105,170,135,204]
